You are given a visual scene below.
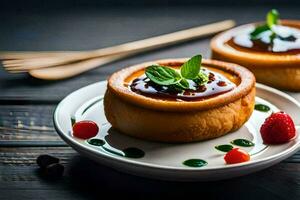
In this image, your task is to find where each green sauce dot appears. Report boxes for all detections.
[123,147,145,158]
[71,116,76,126]
[183,159,207,167]
[255,104,270,112]
[87,138,105,146]
[215,144,234,152]
[231,139,254,147]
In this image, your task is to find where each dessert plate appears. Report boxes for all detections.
[54,82,300,181]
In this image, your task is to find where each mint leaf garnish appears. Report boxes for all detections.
[250,9,280,41]
[267,9,279,28]
[194,72,209,85]
[250,24,269,40]
[145,55,208,92]
[145,65,181,85]
[177,78,190,89]
[180,55,201,79]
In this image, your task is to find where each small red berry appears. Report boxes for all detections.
[224,148,250,164]
[260,111,296,144]
[73,120,99,139]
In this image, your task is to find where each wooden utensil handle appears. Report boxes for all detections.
[21,20,236,80]
[75,20,235,59]
[1,20,234,61]
[1,20,235,71]
[28,53,131,80]
[0,20,235,62]
[0,51,82,59]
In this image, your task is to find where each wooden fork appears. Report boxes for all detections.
[1,20,235,73]
[28,52,132,80]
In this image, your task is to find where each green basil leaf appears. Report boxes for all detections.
[193,72,208,85]
[176,79,190,89]
[145,65,181,86]
[180,55,202,79]
[250,24,270,40]
[267,9,279,28]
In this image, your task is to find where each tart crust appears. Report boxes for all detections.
[211,20,300,91]
[104,59,255,143]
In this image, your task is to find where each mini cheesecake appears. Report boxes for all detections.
[104,59,255,143]
[211,20,300,91]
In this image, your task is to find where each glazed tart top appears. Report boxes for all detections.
[211,20,300,66]
[107,59,255,112]
[228,21,300,55]
[128,66,237,101]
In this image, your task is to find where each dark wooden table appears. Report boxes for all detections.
[0,5,300,200]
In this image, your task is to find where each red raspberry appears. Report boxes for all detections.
[73,120,99,139]
[260,111,296,144]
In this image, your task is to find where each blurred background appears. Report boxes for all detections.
[1,0,299,51]
[0,0,299,96]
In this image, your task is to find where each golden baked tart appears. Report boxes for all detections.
[104,55,255,143]
[211,9,300,91]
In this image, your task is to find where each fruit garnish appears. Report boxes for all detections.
[72,120,99,139]
[224,148,250,164]
[260,111,296,144]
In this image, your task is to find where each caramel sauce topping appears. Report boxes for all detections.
[127,67,238,101]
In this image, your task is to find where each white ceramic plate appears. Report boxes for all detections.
[54,82,300,181]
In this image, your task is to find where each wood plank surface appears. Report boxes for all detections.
[0,105,64,146]
[0,147,299,199]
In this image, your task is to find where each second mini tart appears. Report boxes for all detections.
[211,20,300,91]
[104,58,255,143]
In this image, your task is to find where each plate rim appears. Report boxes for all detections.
[53,81,300,172]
